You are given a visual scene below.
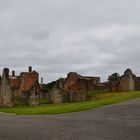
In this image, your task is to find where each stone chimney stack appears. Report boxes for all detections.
[29,66,32,73]
[41,77,43,84]
[12,71,15,77]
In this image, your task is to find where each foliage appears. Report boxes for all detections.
[45,78,65,92]
[108,73,120,81]
[0,91,140,115]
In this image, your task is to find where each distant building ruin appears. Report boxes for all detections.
[0,66,40,107]
[0,67,140,107]
[45,69,140,104]
[63,72,100,102]
[117,69,135,91]
[99,69,136,92]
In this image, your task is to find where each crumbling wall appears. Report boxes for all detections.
[27,81,40,106]
[63,72,100,92]
[117,69,135,91]
[62,72,100,102]
[50,88,63,104]
[0,68,13,107]
[63,72,79,92]
[135,77,140,90]
[0,67,41,106]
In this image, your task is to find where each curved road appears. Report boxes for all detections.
[0,98,140,140]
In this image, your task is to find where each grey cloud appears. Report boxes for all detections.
[0,0,140,83]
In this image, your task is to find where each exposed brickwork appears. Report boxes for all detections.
[18,71,39,95]
[10,76,19,90]
[63,72,100,92]
[62,72,100,102]
[0,67,140,107]
[0,67,40,107]
[46,69,139,103]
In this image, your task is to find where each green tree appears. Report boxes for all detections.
[108,73,120,81]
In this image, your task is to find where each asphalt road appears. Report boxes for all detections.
[0,98,140,140]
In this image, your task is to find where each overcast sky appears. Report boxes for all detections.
[0,0,140,83]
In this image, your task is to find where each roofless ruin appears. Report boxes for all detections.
[0,67,140,107]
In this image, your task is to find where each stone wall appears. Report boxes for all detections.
[13,67,40,106]
[0,67,40,107]
[49,87,63,104]
[63,72,100,92]
[0,68,13,107]
[62,72,100,102]
[135,77,140,90]
[117,69,135,92]
[28,81,40,106]
[69,91,87,102]
[1,67,139,106]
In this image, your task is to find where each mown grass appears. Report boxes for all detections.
[0,91,140,115]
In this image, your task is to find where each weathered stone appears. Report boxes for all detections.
[50,87,63,104]
[28,81,40,106]
[135,77,140,90]
[0,68,13,107]
[117,69,135,91]
[63,72,100,92]
[62,72,100,102]
[0,67,40,107]
[69,91,87,102]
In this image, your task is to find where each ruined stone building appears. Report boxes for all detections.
[100,69,137,92]
[46,69,140,104]
[63,72,100,92]
[46,72,101,103]
[117,69,135,91]
[0,66,140,107]
[0,67,40,107]
[63,72,100,102]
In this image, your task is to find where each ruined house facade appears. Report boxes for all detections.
[0,67,40,107]
[63,72,100,102]
[47,69,140,104]
[46,72,101,103]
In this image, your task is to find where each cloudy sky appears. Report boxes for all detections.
[0,0,140,83]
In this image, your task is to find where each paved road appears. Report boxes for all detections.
[0,98,140,140]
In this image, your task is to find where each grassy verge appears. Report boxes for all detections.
[0,91,140,115]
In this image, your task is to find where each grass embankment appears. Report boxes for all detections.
[0,91,140,115]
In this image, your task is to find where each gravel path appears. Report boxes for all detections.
[0,98,140,140]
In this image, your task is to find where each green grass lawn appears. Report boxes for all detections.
[0,91,140,115]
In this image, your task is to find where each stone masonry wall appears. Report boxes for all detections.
[0,68,13,107]
[117,69,135,92]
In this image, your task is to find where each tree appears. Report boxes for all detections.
[108,73,120,81]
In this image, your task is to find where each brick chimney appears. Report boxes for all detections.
[12,71,15,76]
[29,66,32,73]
